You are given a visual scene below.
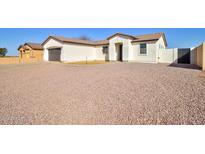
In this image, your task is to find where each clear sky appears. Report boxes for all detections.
[1,28,205,56]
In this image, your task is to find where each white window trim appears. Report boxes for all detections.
[139,43,148,56]
[102,46,109,54]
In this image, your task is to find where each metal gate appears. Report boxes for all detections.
[178,48,190,64]
[48,48,61,61]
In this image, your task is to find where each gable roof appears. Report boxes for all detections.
[18,45,23,50]
[41,32,167,47]
[18,43,43,50]
[46,36,96,45]
[107,33,136,40]
[25,43,43,50]
[106,32,167,46]
[132,32,167,46]
[94,40,109,45]
[42,36,109,46]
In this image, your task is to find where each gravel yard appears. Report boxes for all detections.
[0,62,205,125]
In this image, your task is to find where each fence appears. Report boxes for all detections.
[191,43,205,70]
[158,48,178,63]
[0,56,20,64]
[0,53,43,65]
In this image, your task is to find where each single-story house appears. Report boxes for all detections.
[41,32,172,63]
[18,43,43,63]
[19,32,196,65]
[41,32,194,64]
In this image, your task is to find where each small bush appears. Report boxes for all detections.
[0,48,8,57]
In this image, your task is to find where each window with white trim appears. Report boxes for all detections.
[140,43,147,55]
[102,46,108,54]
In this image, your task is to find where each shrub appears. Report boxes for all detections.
[0,48,8,57]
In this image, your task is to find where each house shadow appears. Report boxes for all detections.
[168,63,201,70]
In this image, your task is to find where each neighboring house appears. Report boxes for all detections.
[42,32,170,63]
[18,43,43,63]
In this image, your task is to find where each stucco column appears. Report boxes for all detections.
[43,49,49,61]
[109,45,116,61]
[60,48,64,62]
[122,45,129,61]
[123,45,132,61]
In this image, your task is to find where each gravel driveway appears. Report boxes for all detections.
[0,62,205,125]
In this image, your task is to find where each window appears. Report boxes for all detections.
[102,46,108,54]
[140,43,147,55]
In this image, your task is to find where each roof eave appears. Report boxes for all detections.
[41,36,64,46]
[95,43,109,46]
[131,39,159,43]
[63,41,96,46]
[17,45,23,51]
[107,33,136,40]
[42,36,97,46]
[25,43,43,50]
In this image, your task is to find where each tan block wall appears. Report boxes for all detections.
[0,57,20,64]
[203,43,205,70]
[193,43,205,70]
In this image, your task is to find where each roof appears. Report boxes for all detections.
[42,36,109,46]
[132,32,167,46]
[18,43,43,50]
[94,40,109,45]
[25,43,43,50]
[107,32,167,46]
[107,33,136,40]
[18,45,23,50]
[41,32,167,47]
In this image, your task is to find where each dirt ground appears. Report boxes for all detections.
[0,62,205,125]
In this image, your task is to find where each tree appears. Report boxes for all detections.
[78,35,91,40]
[0,48,8,57]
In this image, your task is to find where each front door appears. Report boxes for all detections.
[119,44,123,61]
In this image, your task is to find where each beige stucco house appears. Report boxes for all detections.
[42,32,172,63]
[17,32,205,70]
[14,32,195,66]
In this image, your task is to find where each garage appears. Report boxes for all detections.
[48,48,61,61]
[178,48,190,64]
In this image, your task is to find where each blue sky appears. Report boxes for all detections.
[1,28,205,56]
